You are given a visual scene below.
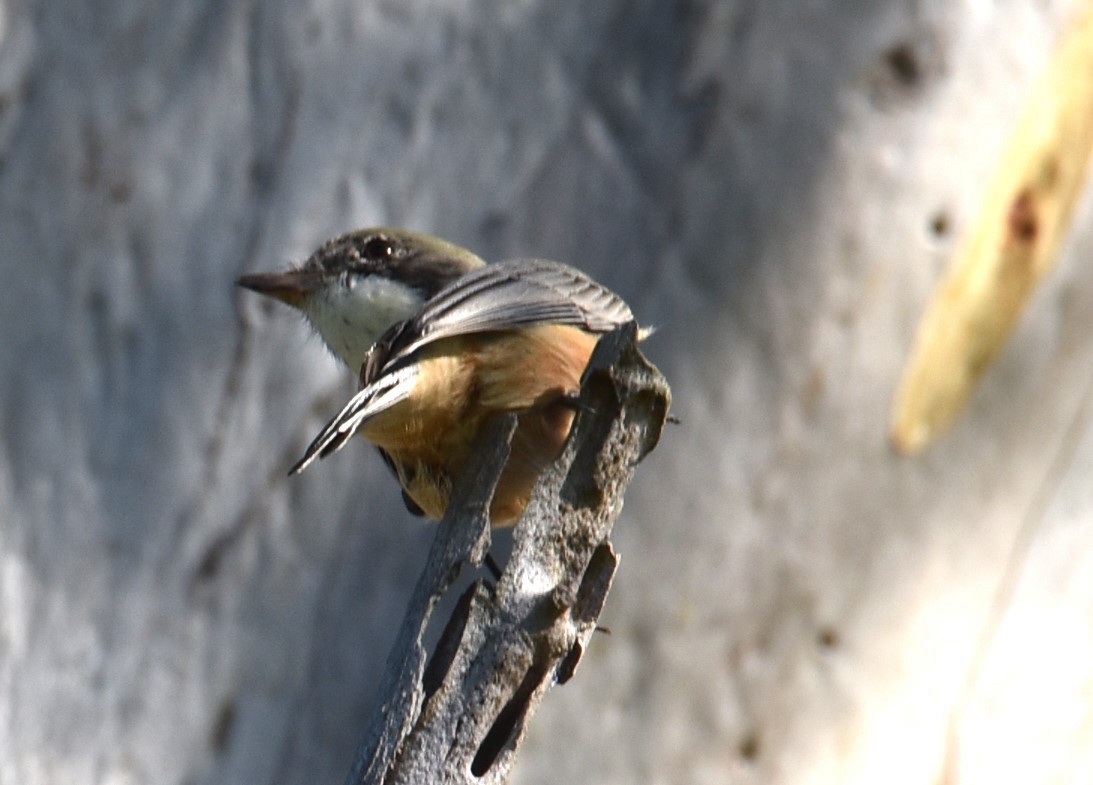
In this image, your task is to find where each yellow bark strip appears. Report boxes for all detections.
[891,6,1093,454]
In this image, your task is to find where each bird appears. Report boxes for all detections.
[238,227,641,526]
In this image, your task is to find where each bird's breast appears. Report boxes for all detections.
[357,324,603,525]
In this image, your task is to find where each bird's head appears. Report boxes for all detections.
[237,227,485,369]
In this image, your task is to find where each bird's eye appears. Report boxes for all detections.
[362,237,394,261]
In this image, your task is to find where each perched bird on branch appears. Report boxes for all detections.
[239,228,643,525]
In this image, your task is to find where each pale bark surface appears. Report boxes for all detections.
[1,2,1092,785]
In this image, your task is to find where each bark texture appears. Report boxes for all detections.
[1,2,1092,785]
[347,326,668,785]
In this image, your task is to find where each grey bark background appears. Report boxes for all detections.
[1,1,1091,784]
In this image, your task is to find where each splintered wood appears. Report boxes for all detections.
[891,7,1093,454]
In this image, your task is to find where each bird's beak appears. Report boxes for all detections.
[236,269,323,310]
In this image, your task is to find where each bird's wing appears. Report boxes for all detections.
[381,259,634,367]
[421,257,633,332]
[289,364,420,475]
[294,259,635,473]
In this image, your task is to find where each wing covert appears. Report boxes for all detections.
[379,258,634,370]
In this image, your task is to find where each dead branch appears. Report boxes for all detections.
[342,323,672,785]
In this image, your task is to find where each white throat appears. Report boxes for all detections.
[304,276,426,369]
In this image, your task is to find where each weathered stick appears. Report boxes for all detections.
[342,323,672,785]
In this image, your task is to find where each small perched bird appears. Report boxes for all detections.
[238,227,640,526]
